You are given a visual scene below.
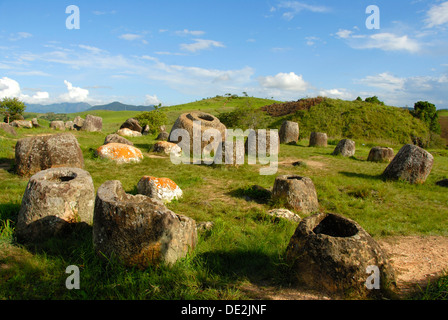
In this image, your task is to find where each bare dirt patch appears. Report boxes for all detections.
[378,235,448,298]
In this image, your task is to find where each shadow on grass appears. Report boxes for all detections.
[0,202,20,221]
[134,143,154,152]
[0,157,15,173]
[227,185,272,204]
[195,249,292,286]
[339,171,384,181]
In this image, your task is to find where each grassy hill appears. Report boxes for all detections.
[2,95,447,300]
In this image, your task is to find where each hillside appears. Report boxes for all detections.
[269,98,432,146]
[25,102,92,114]
[178,96,432,147]
[24,101,155,114]
[87,101,155,112]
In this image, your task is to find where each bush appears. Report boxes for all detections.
[364,96,385,105]
[0,97,26,123]
[412,101,441,134]
[135,109,168,135]
[218,100,269,130]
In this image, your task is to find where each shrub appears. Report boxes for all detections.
[364,96,385,105]
[412,101,441,134]
[135,109,168,134]
[0,97,26,123]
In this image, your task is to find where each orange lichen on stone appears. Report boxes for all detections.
[141,176,179,190]
[137,176,183,203]
[97,143,143,163]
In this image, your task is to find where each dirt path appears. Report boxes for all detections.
[241,235,448,300]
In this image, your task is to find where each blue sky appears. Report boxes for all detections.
[0,0,447,108]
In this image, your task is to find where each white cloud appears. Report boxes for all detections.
[119,33,143,41]
[357,72,448,107]
[145,94,162,106]
[0,76,50,103]
[425,1,448,28]
[0,77,21,98]
[78,44,106,54]
[362,33,420,53]
[318,88,353,100]
[21,91,50,104]
[59,80,89,102]
[277,1,330,20]
[180,39,225,52]
[175,29,205,36]
[358,72,405,91]
[9,32,32,41]
[259,72,310,92]
[335,29,354,39]
[335,30,421,53]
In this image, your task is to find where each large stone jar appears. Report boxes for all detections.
[93,180,197,268]
[286,212,397,298]
[16,167,95,243]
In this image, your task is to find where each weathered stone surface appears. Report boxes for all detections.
[11,120,33,129]
[153,141,182,157]
[244,129,280,157]
[382,144,433,184]
[137,176,183,203]
[50,121,66,131]
[96,143,143,164]
[142,124,150,136]
[93,180,197,267]
[81,114,102,132]
[332,139,355,157]
[73,116,84,130]
[309,132,327,147]
[116,128,142,137]
[286,212,397,298]
[31,118,42,128]
[0,123,17,136]
[16,167,95,243]
[104,133,134,146]
[120,118,142,133]
[15,133,84,177]
[279,121,299,144]
[214,139,245,166]
[267,208,301,222]
[169,111,226,153]
[272,175,319,214]
[196,221,214,233]
[367,147,394,163]
[65,121,75,130]
[156,131,170,141]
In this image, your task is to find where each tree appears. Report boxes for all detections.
[413,101,441,134]
[134,109,168,135]
[0,97,26,123]
[364,96,384,105]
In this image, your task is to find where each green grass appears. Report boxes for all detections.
[1,97,448,300]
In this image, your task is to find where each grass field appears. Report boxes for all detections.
[1,98,448,300]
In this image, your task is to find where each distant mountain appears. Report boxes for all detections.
[26,102,92,114]
[25,101,155,114]
[87,101,155,112]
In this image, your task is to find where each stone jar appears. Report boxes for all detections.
[93,180,197,268]
[16,167,95,243]
[286,212,397,298]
